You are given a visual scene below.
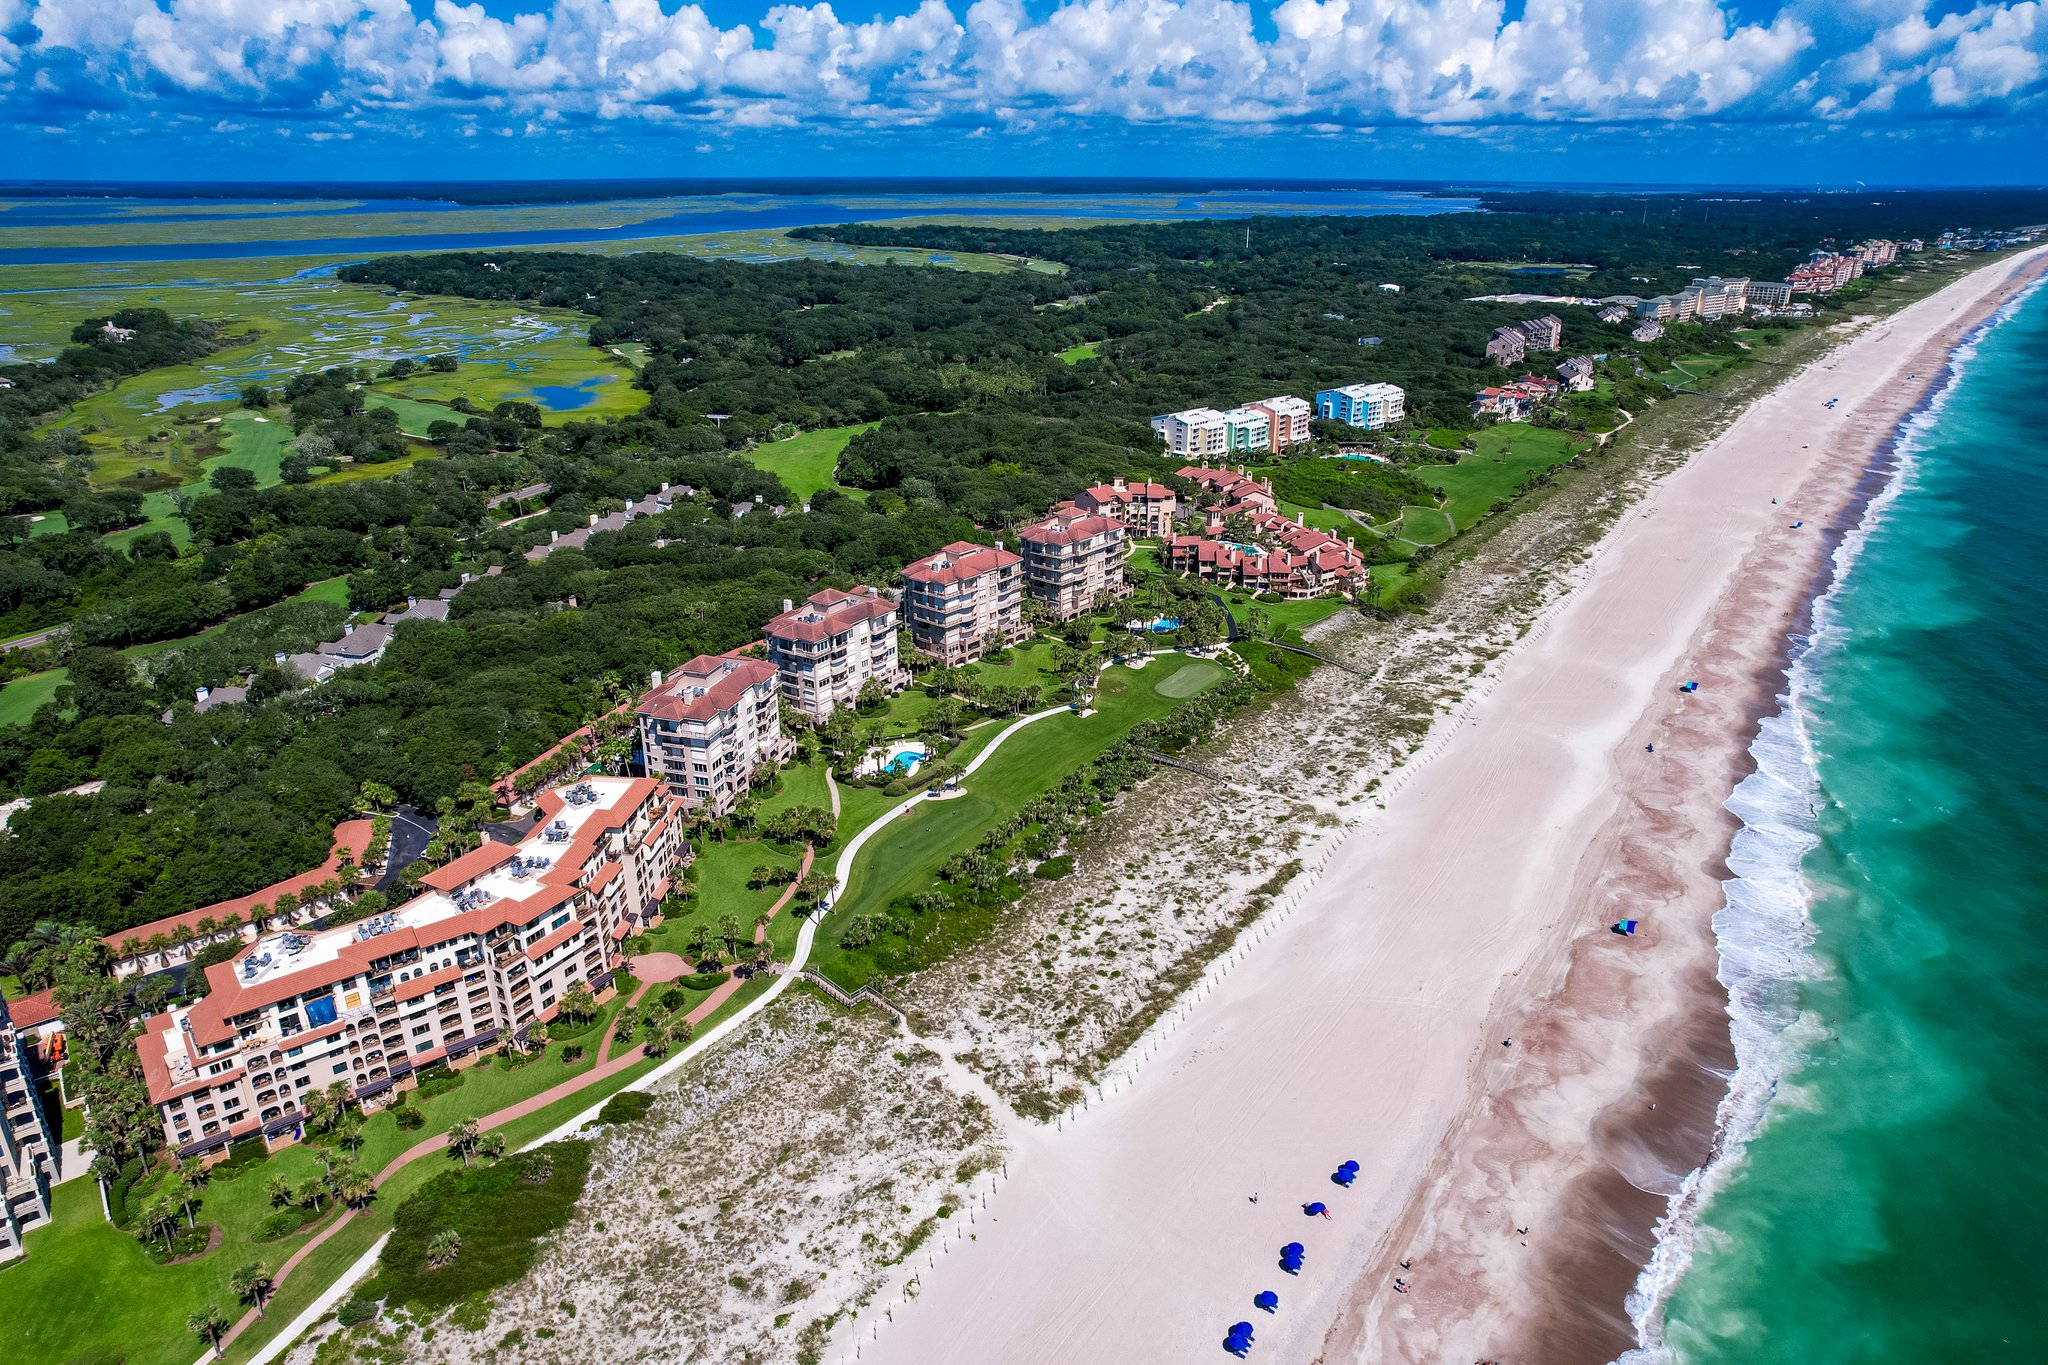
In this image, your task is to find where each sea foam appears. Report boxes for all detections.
[1610,276,2046,1364]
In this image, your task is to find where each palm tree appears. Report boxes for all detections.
[716,913,743,960]
[425,1228,462,1269]
[522,1151,555,1184]
[753,910,772,942]
[187,1304,231,1356]
[477,1133,506,1164]
[230,1262,275,1318]
[139,1197,178,1252]
[447,1119,480,1167]
[264,1174,293,1208]
[291,1177,325,1211]
[665,1018,694,1052]
[331,1162,374,1210]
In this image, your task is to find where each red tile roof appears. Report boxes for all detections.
[766,586,896,643]
[900,540,1021,587]
[637,653,778,723]
[1019,509,1124,547]
[420,840,521,892]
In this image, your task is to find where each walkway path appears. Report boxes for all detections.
[208,845,819,1364]
[216,680,1156,1362]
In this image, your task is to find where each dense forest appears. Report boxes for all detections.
[2,192,2037,947]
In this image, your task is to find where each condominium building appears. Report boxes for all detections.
[1073,477,1178,537]
[1555,355,1596,392]
[1221,407,1272,454]
[1176,466,1278,516]
[638,653,795,816]
[1745,280,1795,309]
[763,587,905,723]
[1245,395,1314,450]
[1596,304,1632,323]
[140,776,685,1158]
[1486,326,1528,366]
[1518,314,1564,350]
[1689,277,1751,319]
[1315,382,1406,430]
[1019,507,1130,621]
[1164,509,1365,599]
[1,993,55,1259]
[900,541,1026,665]
[1632,320,1666,342]
[1150,408,1230,459]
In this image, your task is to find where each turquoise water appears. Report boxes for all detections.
[1628,280,2048,1361]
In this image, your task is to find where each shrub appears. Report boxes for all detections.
[678,971,728,991]
[212,1137,267,1181]
[596,1091,654,1126]
[107,1155,146,1228]
[336,1297,377,1329]
[255,1209,311,1242]
[392,1106,425,1131]
[559,1044,585,1064]
[1033,856,1074,880]
[367,1140,591,1312]
[412,1066,464,1100]
[883,779,909,797]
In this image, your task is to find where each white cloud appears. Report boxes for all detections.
[9,0,2047,135]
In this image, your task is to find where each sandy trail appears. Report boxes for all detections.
[853,251,2047,1365]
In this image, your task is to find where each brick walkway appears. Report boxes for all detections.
[216,842,818,1353]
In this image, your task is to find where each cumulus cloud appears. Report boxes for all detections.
[5,0,2045,138]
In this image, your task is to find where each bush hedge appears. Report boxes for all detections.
[368,1141,592,1312]
[596,1091,654,1126]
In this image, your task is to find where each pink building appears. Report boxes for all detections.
[900,541,1026,665]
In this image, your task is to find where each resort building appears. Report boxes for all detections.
[1745,280,1795,309]
[139,776,685,1159]
[1471,375,1563,422]
[1,992,55,1260]
[764,587,906,723]
[1556,355,1596,392]
[1486,326,1527,366]
[1176,466,1279,516]
[1596,304,1632,323]
[1245,395,1314,450]
[1150,408,1231,459]
[900,540,1027,665]
[1315,382,1406,430]
[1164,509,1366,599]
[1631,320,1666,342]
[1221,407,1272,454]
[1073,477,1179,537]
[1019,507,1130,621]
[1517,314,1564,350]
[637,653,794,816]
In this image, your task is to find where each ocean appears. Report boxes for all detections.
[1621,275,2048,1360]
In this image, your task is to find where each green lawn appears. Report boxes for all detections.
[363,391,459,437]
[812,655,1225,990]
[735,424,876,503]
[0,667,67,727]
[206,411,293,486]
[1414,424,1585,531]
[1276,498,1364,535]
[1218,591,1350,635]
[641,838,805,964]
[1386,505,1455,544]
[1055,341,1102,364]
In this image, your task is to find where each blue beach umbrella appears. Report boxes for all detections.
[1304,1201,1328,1216]
[1332,1169,1356,1187]
[1282,1242,1305,1257]
[1231,1322,1255,1337]
[1254,1290,1279,1312]
[1340,1159,1359,1172]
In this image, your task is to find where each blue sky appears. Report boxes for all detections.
[0,0,2042,185]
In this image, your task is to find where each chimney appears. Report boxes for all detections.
[461,571,473,584]
[273,652,288,665]
[342,623,354,636]
[588,513,599,527]
[650,669,662,688]
[782,599,793,613]
[550,530,560,543]
[660,481,669,493]
[566,595,579,609]
[406,595,418,608]
[195,686,210,702]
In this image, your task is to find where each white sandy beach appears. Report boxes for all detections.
[849,250,2048,1365]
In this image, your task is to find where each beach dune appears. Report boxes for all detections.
[851,250,2047,1365]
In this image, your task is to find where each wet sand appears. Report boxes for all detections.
[845,247,2048,1365]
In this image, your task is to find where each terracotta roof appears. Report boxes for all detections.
[766,586,896,644]
[900,540,1021,587]
[1020,510,1124,548]
[2,986,57,1030]
[637,653,778,724]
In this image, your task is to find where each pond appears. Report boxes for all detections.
[527,377,608,411]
